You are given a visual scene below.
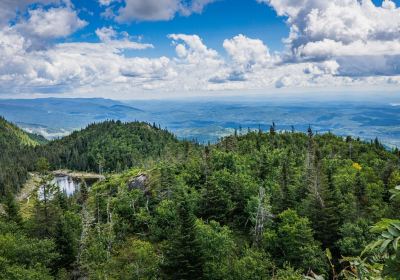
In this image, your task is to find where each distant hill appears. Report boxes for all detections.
[40,120,198,172]
[26,132,48,145]
[1,97,400,146]
[0,98,145,139]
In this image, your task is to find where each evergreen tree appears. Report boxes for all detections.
[270,122,276,136]
[4,190,22,225]
[162,200,203,280]
[279,159,293,211]
[354,171,367,215]
[313,167,341,250]
[199,181,233,224]
[54,215,77,270]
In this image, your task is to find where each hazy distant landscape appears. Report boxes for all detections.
[2,0,400,278]
[1,97,400,147]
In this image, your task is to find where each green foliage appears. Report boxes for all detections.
[109,238,160,280]
[162,200,204,279]
[40,120,198,173]
[196,219,235,279]
[263,209,328,274]
[336,219,373,256]
[0,117,39,196]
[273,264,304,280]
[231,248,273,280]
[2,117,400,278]
[4,191,22,224]
[0,220,58,280]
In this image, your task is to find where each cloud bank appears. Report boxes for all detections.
[0,0,400,98]
[258,0,400,76]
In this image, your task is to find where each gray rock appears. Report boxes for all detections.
[128,174,149,194]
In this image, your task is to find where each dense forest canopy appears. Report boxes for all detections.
[0,117,42,196]
[0,117,400,279]
[39,120,197,172]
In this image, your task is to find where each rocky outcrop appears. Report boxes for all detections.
[128,174,150,194]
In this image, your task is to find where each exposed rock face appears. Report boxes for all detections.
[128,174,149,194]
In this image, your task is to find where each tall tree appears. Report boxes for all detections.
[313,167,341,250]
[162,200,203,280]
[4,190,22,225]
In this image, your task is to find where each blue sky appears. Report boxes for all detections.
[1,0,400,99]
[67,0,400,54]
[71,0,289,57]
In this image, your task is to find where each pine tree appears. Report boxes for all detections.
[162,200,203,279]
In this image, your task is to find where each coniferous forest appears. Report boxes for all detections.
[1,117,400,279]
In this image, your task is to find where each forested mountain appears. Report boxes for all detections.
[1,118,400,279]
[0,117,41,196]
[38,120,198,172]
[0,119,198,196]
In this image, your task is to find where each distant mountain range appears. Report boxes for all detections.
[0,97,400,147]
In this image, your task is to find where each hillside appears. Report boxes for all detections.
[0,116,41,147]
[0,117,41,196]
[1,118,400,279]
[40,120,199,172]
[75,130,400,279]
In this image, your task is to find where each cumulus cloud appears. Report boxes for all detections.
[0,28,169,94]
[116,0,216,22]
[1,0,400,97]
[0,0,63,26]
[15,7,87,40]
[258,0,400,76]
[224,34,271,66]
[0,2,160,96]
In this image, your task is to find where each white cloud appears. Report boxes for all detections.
[116,0,216,22]
[1,28,399,97]
[1,0,400,97]
[0,0,62,27]
[0,29,168,93]
[96,27,118,42]
[16,7,87,40]
[259,0,400,76]
[99,0,116,6]
[223,34,272,69]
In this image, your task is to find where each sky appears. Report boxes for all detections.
[1,0,400,99]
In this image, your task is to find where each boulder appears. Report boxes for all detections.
[128,174,149,194]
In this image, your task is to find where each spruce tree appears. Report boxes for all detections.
[355,171,367,216]
[313,168,341,249]
[199,181,232,224]
[4,190,22,224]
[162,200,203,280]
[279,159,293,211]
[54,215,77,270]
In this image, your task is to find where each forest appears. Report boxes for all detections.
[0,117,400,279]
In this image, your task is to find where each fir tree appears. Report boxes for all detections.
[355,171,367,215]
[162,200,203,280]
[313,168,341,250]
[54,215,77,270]
[4,190,22,224]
